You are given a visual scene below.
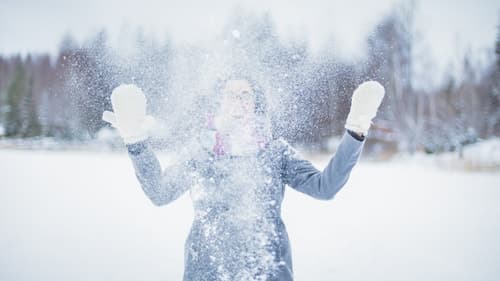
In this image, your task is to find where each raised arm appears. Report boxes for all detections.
[126,140,192,206]
[282,80,385,200]
[102,84,192,206]
[281,130,364,200]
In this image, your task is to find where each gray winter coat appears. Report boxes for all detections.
[126,131,364,281]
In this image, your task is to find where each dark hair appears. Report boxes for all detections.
[212,76,277,141]
[214,76,267,116]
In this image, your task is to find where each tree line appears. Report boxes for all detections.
[0,5,498,154]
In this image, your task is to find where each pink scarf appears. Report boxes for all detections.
[207,114,270,156]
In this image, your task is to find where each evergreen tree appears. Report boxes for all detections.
[22,75,42,137]
[5,61,27,137]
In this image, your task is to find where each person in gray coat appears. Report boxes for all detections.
[102,79,385,281]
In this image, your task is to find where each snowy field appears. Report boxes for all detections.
[1,148,499,281]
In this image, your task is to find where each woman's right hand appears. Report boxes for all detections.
[102,84,156,144]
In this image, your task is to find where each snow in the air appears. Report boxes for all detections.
[0,2,498,280]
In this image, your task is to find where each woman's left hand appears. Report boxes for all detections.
[345,81,385,136]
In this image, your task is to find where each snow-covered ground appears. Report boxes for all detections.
[0,148,499,281]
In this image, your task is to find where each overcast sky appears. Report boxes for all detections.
[1,0,498,81]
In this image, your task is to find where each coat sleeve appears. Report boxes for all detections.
[281,131,364,200]
[126,140,193,206]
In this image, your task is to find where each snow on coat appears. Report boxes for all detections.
[126,131,364,281]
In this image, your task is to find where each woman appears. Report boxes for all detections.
[102,79,385,281]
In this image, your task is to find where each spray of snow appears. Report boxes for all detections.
[61,12,322,279]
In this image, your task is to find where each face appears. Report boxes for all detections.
[214,79,270,154]
[219,79,256,120]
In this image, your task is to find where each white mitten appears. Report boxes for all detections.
[345,81,385,136]
[102,84,155,144]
